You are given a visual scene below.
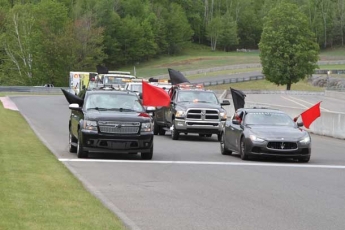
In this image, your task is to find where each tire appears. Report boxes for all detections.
[77,130,88,158]
[298,156,310,163]
[69,131,77,153]
[217,134,222,142]
[141,145,153,160]
[240,137,249,160]
[220,134,232,155]
[171,122,179,140]
[153,120,159,135]
[158,128,166,136]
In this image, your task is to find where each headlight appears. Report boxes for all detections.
[220,111,227,119]
[83,120,98,132]
[141,122,152,132]
[249,135,265,142]
[175,110,186,117]
[299,136,311,144]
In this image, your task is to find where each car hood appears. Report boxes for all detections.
[177,102,221,110]
[248,125,308,141]
[85,110,151,122]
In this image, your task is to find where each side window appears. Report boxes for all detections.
[171,90,177,102]
[233,111,244,124]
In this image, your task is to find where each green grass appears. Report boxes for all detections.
[186,68,262,79]
[116,44,345,78]
[318,64,345,69]
[206,79,324,92]
[119,44,260,77]
[0,104,125,230]
[319,47,345,60]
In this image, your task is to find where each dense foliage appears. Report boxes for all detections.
[0,0,344,86]
[259,2,320,90]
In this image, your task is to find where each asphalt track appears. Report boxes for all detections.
[11,95,345,230]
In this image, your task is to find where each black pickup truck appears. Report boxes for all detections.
[68,88,155,159]
[153,83,230,141]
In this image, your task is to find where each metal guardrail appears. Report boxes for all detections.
[1,69,344,92]
[197,75,265,87]
[315,70,345,74]
[0,86,69,93]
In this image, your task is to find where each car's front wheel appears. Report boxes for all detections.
[220,134,232,155]
[77,130,88,158]
[153,120,159,135]
[240,137,249,160]
[69,131,77,153]
[141,145,153,160]
[171,122,179,140]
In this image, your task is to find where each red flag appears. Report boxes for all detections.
[142,81,170,107]
[300,102,321,129]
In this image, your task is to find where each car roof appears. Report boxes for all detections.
[86,89,137,96]
[239,108,283,113]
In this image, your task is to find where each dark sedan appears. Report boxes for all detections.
[220,108,311,162]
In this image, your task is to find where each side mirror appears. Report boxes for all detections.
[138,92,143,99]
[232,120,240,125]
[69,103,82,112]
[297,122,304,127]
[146,106,156,113]
[221,100,230,106]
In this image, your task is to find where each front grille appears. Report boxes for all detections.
[186,122,219,126]
[186,109,219,120]
[267,142,298,150]
[98,121,140,134]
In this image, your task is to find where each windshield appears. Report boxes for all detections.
[130,84,142,92]
[85,93,144,112]
[103,76,132,87]
[245,112,295,126]
[177,91,219,104]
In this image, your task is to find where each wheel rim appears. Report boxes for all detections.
[171,125,174,137]
[77,139,80,154]
[69,133,72,147]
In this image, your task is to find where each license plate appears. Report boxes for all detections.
[111,142,126,149]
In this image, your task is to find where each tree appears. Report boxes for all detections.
[206,15,222,51]
[259,2,319,90]
[218,12,239,51]
[164,3,193,54]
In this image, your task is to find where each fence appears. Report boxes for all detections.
[0,86,69,94]
[196,75,265,87]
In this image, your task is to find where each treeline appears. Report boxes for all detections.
[0,0,344,86]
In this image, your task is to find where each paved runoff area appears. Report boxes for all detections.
[6,95,345,230]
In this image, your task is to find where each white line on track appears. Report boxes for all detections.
[59,159,345,169]
[286,95,331,112]
[281,96,309,109]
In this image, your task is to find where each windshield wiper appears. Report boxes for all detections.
[105,108,137,112]
[87,107,108,111]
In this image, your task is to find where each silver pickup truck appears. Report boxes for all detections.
[153,84,230,141]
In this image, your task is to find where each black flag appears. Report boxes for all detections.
[230,87,246,111]
[96,65,108,74]
[61,89,84,106]
[168,68,190,85]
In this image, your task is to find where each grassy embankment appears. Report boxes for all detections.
[0,103,125,230]
[119,44,345,79]
[119,45,345,91]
